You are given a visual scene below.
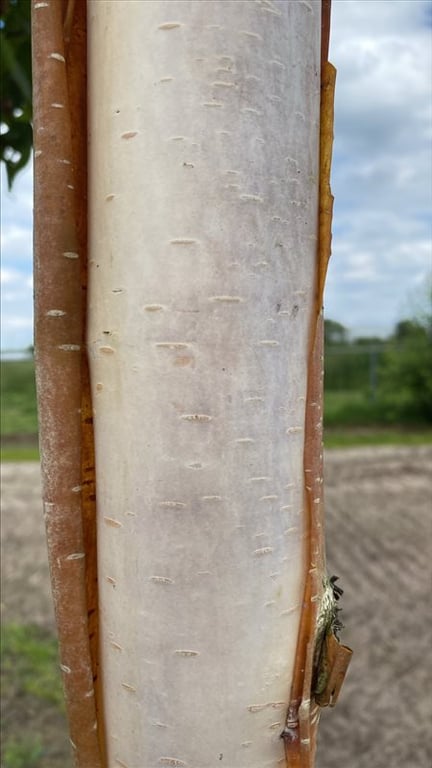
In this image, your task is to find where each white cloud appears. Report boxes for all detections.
[341,251,379,283]
[1,160,33,350]
[325,0,432,335]
[1,223,33,258]
[2,316,33,329]
[1,266,22,285]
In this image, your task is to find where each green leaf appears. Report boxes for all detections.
[0,0,32,187]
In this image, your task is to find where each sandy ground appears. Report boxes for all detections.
[1,446,432,767]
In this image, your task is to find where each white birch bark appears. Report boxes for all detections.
[88,1,321,765]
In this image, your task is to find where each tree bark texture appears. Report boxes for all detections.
[33,1,336,766]
[32,1,103,765]
[88,2,324,766]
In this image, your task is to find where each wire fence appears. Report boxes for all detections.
[2,343,430,427]
[325,341,429,396]
[2,343,426,398]
[325,345,385,400]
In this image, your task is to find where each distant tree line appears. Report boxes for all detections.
[324,307,432,423]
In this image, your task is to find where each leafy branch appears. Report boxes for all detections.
[0,0,32,188]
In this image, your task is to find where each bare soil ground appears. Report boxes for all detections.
[1,446,432,767]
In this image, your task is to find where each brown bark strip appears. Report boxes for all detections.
[317,62,336,308]
[64,1,106,759]
[320,0,332,71]
[32,1,102,765]
[283,2,336,765]
[283,330,325,768]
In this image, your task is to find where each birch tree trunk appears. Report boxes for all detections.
[33,1,346,767]
[87,1,320,766]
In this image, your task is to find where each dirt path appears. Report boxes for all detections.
[1,462,55,630]
[1,446,432,767]
[319,445,432,768]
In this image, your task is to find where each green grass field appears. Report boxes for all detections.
[1,360,38,436]
[1,360,431,459]
[1,624,70,768]
[324,428,432,448]
[324,389,383,426]
[1,360,39,461]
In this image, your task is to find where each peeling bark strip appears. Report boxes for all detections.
[317,61,337,308]
[32,1,103,765]
[283,2,340,766]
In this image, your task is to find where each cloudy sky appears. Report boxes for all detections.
[1,0,431,351]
